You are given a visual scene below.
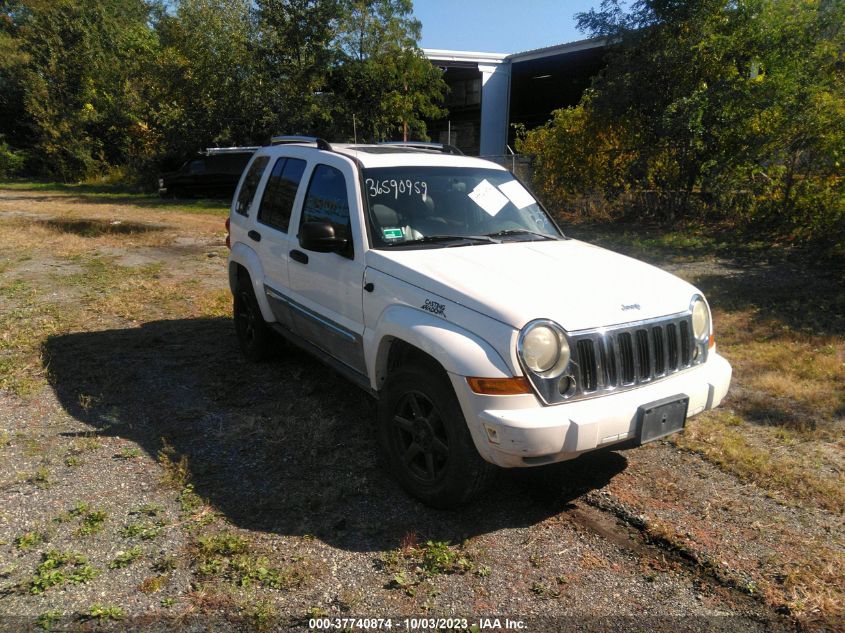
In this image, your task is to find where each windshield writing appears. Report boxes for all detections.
[363,166,560,248]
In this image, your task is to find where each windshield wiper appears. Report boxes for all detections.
[382,234,498,247]
[484,229,560,241]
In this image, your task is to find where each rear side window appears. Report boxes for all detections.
[301,164,351,244]
[234,156,270,216]
[187,159,205,175]
[213,153,253,174]
[257,157,306,232]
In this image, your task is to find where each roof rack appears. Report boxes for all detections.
[204,146,259,155]
[270,135,333,151]
[378,141,464,156]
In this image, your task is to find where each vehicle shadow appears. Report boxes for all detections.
[693,266,845,337]
[43,318,628,552]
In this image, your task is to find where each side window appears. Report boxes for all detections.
[234,156,270,216]
[301,164,351,245]
[188,159,205,175]
[257,157,306,232]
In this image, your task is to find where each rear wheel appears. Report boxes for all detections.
[233,272,275,362]
[378,364,495,508]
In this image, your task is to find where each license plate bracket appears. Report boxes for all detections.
[636,395,689,445]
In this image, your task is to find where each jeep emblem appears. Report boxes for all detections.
[621,303,641,311]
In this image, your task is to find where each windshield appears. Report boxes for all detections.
[362,167,562,248]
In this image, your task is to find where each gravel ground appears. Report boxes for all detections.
[0,189,833,632]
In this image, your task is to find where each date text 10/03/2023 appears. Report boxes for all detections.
[308,617,527,631]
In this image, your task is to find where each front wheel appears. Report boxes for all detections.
[377,364,495,508]
[233,273,275,362]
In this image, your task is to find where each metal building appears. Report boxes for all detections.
[424,37,606,157]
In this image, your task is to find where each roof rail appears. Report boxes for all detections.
[270,135,333,151]
[378,141,464,156]
[203,146,259,155]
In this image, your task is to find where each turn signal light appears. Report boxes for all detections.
[709,333,715,348]
[466,376,533,395]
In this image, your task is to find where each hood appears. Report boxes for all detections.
[366,239,699,332]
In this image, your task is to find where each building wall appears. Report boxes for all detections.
[424,39,605,157]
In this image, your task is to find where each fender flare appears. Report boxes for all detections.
[228,243,274,323]
[367,304,512,390]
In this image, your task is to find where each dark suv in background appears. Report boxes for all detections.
[158,147,257,198]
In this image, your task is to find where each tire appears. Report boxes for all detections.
[233,272,275,362]
[378,364,495,508]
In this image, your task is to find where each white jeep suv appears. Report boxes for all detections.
[226,136,732,508]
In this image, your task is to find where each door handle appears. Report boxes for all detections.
[247,230,261,242]
[290,249,309,265]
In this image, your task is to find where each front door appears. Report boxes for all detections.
[287,161,367,375]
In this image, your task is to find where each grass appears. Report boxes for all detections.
[242,599,280,632]
[572,222,845,628]
[191,532,311,591]
[88,604,124,622]
[36,611,62,630]
[116,446,142,459]
[109,546,143,569]
[75,509,108,536]
[571,223,845,513]
[674,411,845,513]
[14,531,46,550]
[382,540,475,596]
[119,520,165,540]
[0,179,228,216]
[139,573,170,593]
[0,278,70,396]
[22,466,51,489]
[2,189,842,625]
[27,550,100,594]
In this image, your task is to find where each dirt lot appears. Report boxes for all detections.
[0,186,842,632]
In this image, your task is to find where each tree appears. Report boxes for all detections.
[253,0,340,138]
[154,0,267,158]
[1,0,159,179]
[521,0,844,249]
[332,0,446,142]
[0,0,451,184]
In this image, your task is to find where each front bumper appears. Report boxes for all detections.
[450,351,732,468]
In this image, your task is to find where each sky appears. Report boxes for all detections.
[412,0,602,54]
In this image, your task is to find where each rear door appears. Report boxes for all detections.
[286,158,367,375]
[253,155,307,331]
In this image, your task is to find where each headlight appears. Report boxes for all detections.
[518,320,570,377]
[691,296,710,340]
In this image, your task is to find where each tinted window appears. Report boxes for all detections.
[235,156,270,216]
[209,153,253,174]
[301,165,351,245]
[187,159,205,175]
[257,157,306,232]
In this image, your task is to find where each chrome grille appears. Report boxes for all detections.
[526,313,706,405]
[572,314,700,397]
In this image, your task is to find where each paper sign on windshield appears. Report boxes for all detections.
[469,179,508,216]
[498,180,536,209]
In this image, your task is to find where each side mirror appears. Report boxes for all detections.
[299,221,347,253]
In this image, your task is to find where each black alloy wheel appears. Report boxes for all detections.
[391,390,451,484]
[378,364,495,508]
[233,273,274,362]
